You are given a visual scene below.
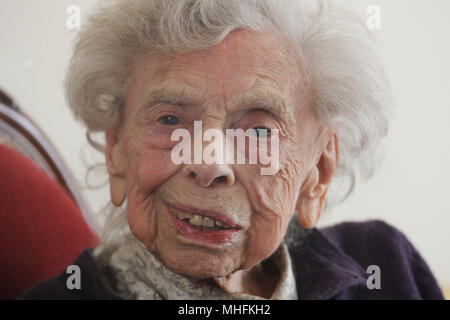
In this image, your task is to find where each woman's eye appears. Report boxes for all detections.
[251,127,271,138]
[158,115,180,126]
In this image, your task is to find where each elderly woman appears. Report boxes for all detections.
[22,0,443,300]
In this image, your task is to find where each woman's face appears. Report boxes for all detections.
[107,30,332,279]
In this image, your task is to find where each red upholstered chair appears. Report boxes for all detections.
[0,89,100,299]
[0,145,100,300]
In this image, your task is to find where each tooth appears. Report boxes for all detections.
[174,209,192,220]
[215,220,222,227]
[222,225,230,229]
[202,217,215,228]
[189,215,203,226]
[181,212,193,220]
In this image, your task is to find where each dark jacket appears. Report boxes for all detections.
[19,220,445,300]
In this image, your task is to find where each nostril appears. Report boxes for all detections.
[184,165,234,187]
[215,175,228,185]
[189,171,197,180]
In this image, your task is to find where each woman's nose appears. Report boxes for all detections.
[182,163,235,188]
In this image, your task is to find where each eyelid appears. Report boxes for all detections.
[154,100,187,107]
[252,107,276,115]
[234,108,280,129]
[152,104,193,121]
[141,100,187,116]
[241,108,274,119]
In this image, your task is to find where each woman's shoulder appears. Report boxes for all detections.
[18,248,121,300]
[321,219,416,253]
[319,219,436,272]
[302,220,445,299]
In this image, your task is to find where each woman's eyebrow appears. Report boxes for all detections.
[231,88,292,118]
[138,86,204,111]
[135,85,294,121]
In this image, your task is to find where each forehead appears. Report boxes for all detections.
[129,29,303,108]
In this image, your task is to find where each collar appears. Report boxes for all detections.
[96,234,298,300]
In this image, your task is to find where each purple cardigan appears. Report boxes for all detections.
[20,220,445,300]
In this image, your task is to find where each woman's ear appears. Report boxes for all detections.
[296,133,339,228]
[105,127,127,207]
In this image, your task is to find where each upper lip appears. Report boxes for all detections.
[166,202,240,229]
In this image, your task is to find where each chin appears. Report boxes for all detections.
[158,245,243,279]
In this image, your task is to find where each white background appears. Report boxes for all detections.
[1,0,449,287]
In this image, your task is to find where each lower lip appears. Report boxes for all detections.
[165,204,240,245]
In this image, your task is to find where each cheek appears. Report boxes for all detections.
[236,147,305,269]
[125,126,181,193]
[125,141,180,248]
[132,150,176,191]
[241,177,298,269]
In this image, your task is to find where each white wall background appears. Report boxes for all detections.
[1,0,449,287]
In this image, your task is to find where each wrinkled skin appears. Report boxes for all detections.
[105,29,338,298]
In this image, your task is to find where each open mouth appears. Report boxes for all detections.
[165,203,240,245]
[171,206,236,231]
